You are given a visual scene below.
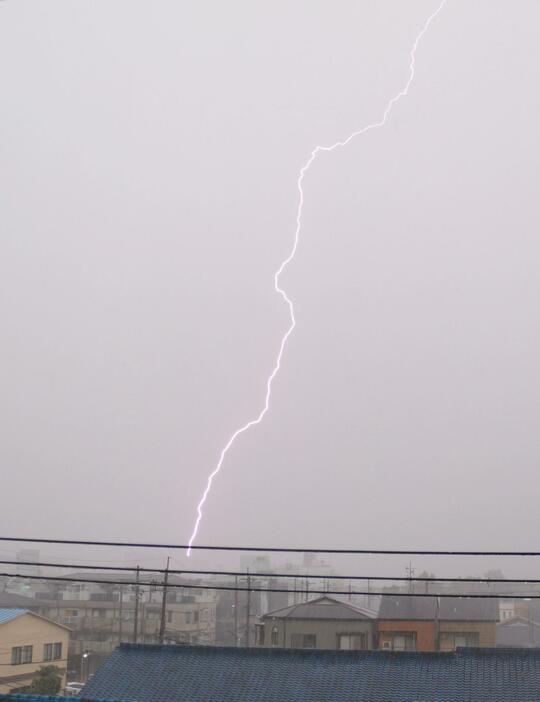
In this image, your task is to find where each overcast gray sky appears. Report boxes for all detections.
[1,1,539,574]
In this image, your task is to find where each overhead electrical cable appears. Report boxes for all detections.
[0,571,537,599]
[2,559,540,585]
[1,536,540,557]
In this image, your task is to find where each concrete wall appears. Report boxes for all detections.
[260,618,375,650]
[0,612,69,693]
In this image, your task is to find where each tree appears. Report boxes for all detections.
[29,665,62,695]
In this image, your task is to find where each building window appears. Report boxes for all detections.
[383,633,416,651]
[44,642,62,661]
[338,633,367,650]
[271,626,279,646]
[193,611,199,624]
[442,632,480,650]
[186,612,192,624]
[12,646,33,665]
[64,609,79,617]
[167,612,173,623]
[291,633,316,649]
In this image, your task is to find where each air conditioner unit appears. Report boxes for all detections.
[382,641,392,650]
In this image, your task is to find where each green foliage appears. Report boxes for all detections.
[29,665,62,695]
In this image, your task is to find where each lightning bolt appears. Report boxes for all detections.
[187,0,448,555]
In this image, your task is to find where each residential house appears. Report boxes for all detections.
[83,643,540,702]
[378,595,499,652]
[256,595,377,650]
[499,599,521,621]
[0,609,70,694]
[438,597,498,650]
[497,616,540,648]
[377,595,498,652]
[377,595,437,651]
[26,574,217,649]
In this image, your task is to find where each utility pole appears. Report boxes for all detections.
[133,566,140,644]
[233,575,238,646]
[435,596,440,651]
[118,585,124,645]
[158,557,170,644]
[406,563,415,593]
[245,571,251,648]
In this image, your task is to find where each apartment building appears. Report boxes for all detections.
[34,576,217,655]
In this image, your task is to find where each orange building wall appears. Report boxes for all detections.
[377,620,436,652]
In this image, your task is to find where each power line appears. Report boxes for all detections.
[0,571,537,599]
[2,536,540,556]
[3,559,540,585]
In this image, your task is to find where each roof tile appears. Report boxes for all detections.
[0,608,27,624]
[83,643,540,702]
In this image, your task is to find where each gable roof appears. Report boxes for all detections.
[263,595,376,620]
[438,597,499,622]
[0,608,27,625]
[83,643,540,702]
[498,615,540,629]
[378,596,499,622]
[497,616,540,648]
[378,595,438,620]
[0,607,71,632]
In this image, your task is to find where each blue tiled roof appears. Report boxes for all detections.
[83,643,540,702]
[0,695,124,702]
[0,608,27,624]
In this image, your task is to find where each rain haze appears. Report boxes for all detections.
[1,0,540,578]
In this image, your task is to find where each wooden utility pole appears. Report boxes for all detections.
[245,571,251,648]
[133,566,140,644]
[158,557,170,644]
[233,575,239,646]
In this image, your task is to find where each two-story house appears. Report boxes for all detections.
[256,595,377,650]
[0,608,70,693]
[377,596,437,651]
[377,595,498,651]
[438,597,498,650]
